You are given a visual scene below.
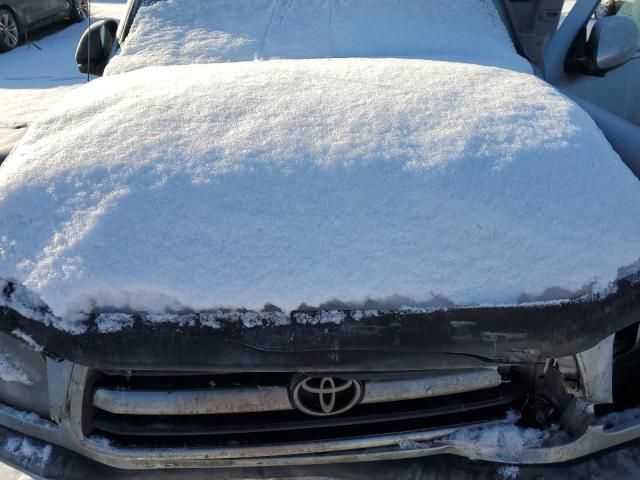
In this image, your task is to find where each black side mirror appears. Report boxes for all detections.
[567,15,639,76]
[587,16,639,72]
[75,19,119,77]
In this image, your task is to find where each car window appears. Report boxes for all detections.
[105,0,532,76]
[561,0,577,25]
[591,0,640,51]
[565,1,640,47]
[615,0,640,32]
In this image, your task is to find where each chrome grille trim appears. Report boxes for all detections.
[93,386,291,415]
[56,365,640,469]
[362,368,501,405]
[92,368,501,416]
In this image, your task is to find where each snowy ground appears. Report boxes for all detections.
[0,5,127,480]
[0,4,120,473]
[0,1,126,142]
[0,468,30,480]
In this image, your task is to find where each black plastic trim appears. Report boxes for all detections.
[1,277,639,371]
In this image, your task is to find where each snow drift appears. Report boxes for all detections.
[1,58,640,316]
[105,0,531,75]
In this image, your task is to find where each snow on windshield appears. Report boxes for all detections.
[2,58,640,318]
[105,0,531,75]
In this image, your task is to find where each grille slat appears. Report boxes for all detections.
[92,385,522,437]
[93,386,293,415]
[91,368,501,415]
[85,369,524,447]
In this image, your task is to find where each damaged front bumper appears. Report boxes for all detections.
[2,396,640,474]
[5,427,640,480]
[0,276,639,476]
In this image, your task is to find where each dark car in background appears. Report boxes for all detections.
[0,0,88,52]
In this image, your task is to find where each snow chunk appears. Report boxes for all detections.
[88,435,112,449]
[443,411,549,460]
[1,59,640,317]
[296,311,346,325]
[0,280,53,324]
[208,310,290,328]
[95,312,135,333]
[106,0,530,75]
[86,310,291,333]
[398,438,425,450]
[0,404,52,428]
[0,353,31,385]
[11,329,43,352]
[350,310,380,321]
[596,407,640,430]
[497,465,521,480]
[0,279,85,333]
[4,437,52,469]
[199,313,222,329]
[618,259,640,282]
[142,312,198,327]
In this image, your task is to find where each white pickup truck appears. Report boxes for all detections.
[0,0,640,478]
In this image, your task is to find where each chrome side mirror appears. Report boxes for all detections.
[75,19,119,77]
[587,16,639,72]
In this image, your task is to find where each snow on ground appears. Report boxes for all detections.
[3,437,51,469]
[0,1,126,141]
[0,466,32,480]
[0,435,52,480]
[105,0,531,75]
[0,5,126,476]
[0,441,46,480]
[2,57,640,318]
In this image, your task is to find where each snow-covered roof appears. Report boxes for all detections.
[105,0,532,75]
[2,58,639,317]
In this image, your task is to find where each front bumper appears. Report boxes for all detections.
[0,276,640,475]
[0,363,639,472]
[4,423,640,480]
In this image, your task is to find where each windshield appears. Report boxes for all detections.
[105,0,531,75]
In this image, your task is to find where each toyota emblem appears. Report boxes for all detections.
[290,376,363,416]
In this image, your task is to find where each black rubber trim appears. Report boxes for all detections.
[1,277,640,371]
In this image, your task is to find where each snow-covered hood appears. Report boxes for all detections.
[1,58,640,317]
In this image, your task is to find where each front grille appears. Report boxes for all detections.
[84,369,525,449]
